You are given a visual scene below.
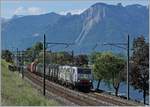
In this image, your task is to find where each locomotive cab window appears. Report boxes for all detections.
[77,68,91,74]
[77,68,92,80]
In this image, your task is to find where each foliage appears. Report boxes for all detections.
[130,36,149,104]
[38,51,73,65]
[74,54,89,67]
[56,51,73,65]
[1,60,59,106]
[1,50,13,62]
[33,42,43,59]
[91,52,102,90]
[107,54,125,96]
[93,52,125,96]
[91,52,102,80]
[33,42,43,51]
[37,51,49,63]
[37,51,89,67]
[24,42,43,62]
[90,52,102,64]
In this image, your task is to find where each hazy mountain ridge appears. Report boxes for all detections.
[1,3,148,53]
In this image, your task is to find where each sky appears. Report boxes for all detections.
[1,0,149,18]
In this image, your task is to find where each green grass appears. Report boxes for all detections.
[1,60,59,106]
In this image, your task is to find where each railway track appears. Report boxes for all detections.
[87,92,140,106]
[24,71,108,106]
[24,71,142,106]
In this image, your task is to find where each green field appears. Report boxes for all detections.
[1,60,59,106]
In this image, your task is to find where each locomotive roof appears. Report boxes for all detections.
[60,65,91,70]
[36,63,91,69]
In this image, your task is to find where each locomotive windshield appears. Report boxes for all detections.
[77,68,91,74]
[77,68,92,80]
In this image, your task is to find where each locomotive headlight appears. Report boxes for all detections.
[77,80,80,82]
[89,80,92,83]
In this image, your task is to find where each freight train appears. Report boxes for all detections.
[27,61,93,92]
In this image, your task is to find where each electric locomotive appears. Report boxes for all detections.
[58,65,92,91]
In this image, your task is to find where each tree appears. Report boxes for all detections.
[37,51,73,65]
[93,52,125,96]
[38,51,53,63]
[90,52,102,64]
[92,52,102,90]
[130,36,149,104]
[108,55,125,96]
[24,48,33,62]
[57,51,73,65]
[33,42,43,50]
[74,54,89,67]
[2,50,13,62]
[32,42,43,59]
[25,42,43,62]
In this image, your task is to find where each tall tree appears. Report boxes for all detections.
[93,52,125,96]
[90,52,102,64]
[24,48,33,62]
[37,51,73,65]
[108,55,125,96]
[130,36,149,104]
[92,52,103,90]
[56,51,73,65]
[90,52,103,90]
[32,42,43,58]
[25,42,43,62]
[38,51,53,63]
[2,50,13,62]
[74,54,89,67]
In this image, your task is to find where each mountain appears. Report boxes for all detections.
[1,3,149,54]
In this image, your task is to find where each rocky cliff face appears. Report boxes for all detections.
[1,3,148,53]
[76,3,107,45]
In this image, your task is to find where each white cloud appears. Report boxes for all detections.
[27,7,44,15]
[33,33,39,37]
[13,7,86,16]
[14,7,25,15]
[59,9,86,15]
[14,6,45,15]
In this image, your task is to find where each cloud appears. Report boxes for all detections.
[33,33,39,37]
[27,7,44,15]
[14,6,45,15]
[14,7,25,15]
[13,7,86,16]
[59,9,86,15]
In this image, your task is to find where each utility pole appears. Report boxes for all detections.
[17,49,21,73]
[43,34,46,96]
[127,34,130,100]
[17,48,19,70]
[19,51,21,73]
[42,37,74,96]
[71,50,74,65]
[20,51,22,75]
[21,51,24,79]
[94,34,130,100]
